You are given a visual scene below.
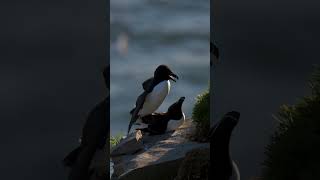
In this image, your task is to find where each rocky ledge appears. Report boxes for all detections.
[110,119,209,180]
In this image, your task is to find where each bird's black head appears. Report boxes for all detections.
[154,65,179,82]
[167,97,185,120]
[210,111,240,142]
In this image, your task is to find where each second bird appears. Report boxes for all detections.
[137,96,186,135]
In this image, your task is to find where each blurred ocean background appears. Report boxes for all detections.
[110,0,210,136]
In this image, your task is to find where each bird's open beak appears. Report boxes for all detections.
[169,73,179,82]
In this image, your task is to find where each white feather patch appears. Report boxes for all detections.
[138,80,170,116]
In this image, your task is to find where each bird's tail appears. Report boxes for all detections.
[128,114,139,135]
[63,146,82,167]
[128,107,138,135]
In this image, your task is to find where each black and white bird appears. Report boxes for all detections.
[137,97,186,135]
[210,111,240,180]
[128,65,179,135]
[63,66,110,180]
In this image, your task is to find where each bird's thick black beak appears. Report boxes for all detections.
[169,73,179,82]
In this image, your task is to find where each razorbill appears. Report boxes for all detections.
[210,111,240,180]
[136,97,185,135]
[63,66,110,180]
[127,65,179,134]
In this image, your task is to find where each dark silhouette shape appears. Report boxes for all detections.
[210,42,219,59]
[63,146,82,167]
[128,65,179,135]
[103,65,110,89]
[63,66,110,180]
[210,111,240,180]
[210,42,220,67]
[136,97,185,135]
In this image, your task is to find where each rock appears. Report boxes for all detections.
[175,148,210,180]
[111,119,209,180]
[116,159,182,180]
[111,130,144,157]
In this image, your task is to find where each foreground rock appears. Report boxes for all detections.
[111,130,143,156]
[111,119,209,180]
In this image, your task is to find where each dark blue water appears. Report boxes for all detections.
[110,0,210,136]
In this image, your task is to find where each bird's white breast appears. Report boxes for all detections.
[138,80,170,117]
[167,113,185,131]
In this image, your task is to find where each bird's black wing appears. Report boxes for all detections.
[129,78,154,115]
[127,91,149,135]
[142,77,154,92]
[141,113,163,124]
[128,78,155,134]
[67,98,109,180]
